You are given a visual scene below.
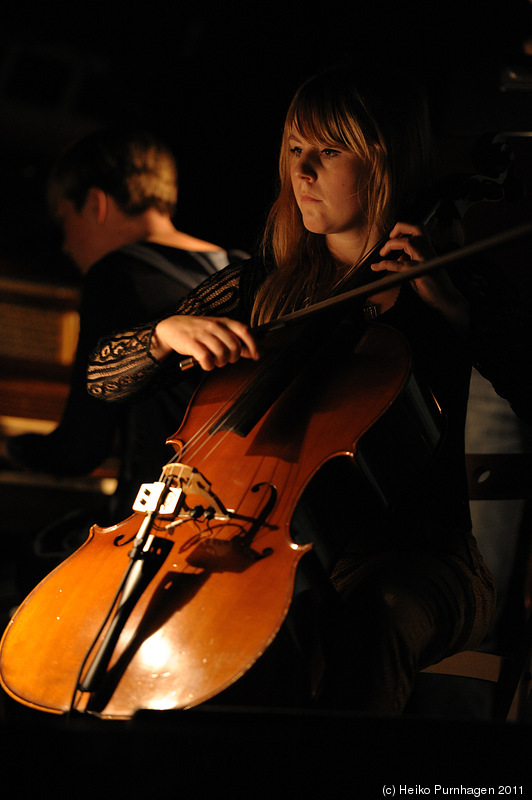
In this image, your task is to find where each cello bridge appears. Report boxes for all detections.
[132,463,231,526]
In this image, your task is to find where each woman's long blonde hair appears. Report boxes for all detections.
[252,62,434,325]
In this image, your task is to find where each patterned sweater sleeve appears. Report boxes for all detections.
[87,259,253,402]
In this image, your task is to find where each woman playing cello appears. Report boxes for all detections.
[86,60,499,715]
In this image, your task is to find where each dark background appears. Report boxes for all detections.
[1,4,532,775]
[1,0,532,280]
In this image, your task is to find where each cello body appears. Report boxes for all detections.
[0,322,443,719]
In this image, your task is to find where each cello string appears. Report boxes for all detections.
[162,340,290,470]
[159,381,248,469]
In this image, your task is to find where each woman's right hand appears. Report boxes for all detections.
[150,315,260,371]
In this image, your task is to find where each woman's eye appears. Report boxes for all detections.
[289,145,341,158]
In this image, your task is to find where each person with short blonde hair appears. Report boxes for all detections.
[4,128,234,543]
[47,129,179,219]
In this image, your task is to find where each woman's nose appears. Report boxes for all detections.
[295,153,317,180]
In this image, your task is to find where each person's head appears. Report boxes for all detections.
[49,129,178,218]
[255,61,434,323]
[48,129,178,271]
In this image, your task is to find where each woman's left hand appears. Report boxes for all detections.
[373,222,470,333]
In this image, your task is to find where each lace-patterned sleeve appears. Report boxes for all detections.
[87,259,258,402]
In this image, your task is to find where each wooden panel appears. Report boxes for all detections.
[0,376,69,423]
[0,276,79,366]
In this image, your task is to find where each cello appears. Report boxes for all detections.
[1,144,530,719]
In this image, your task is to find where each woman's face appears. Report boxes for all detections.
[289,126,368,242]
